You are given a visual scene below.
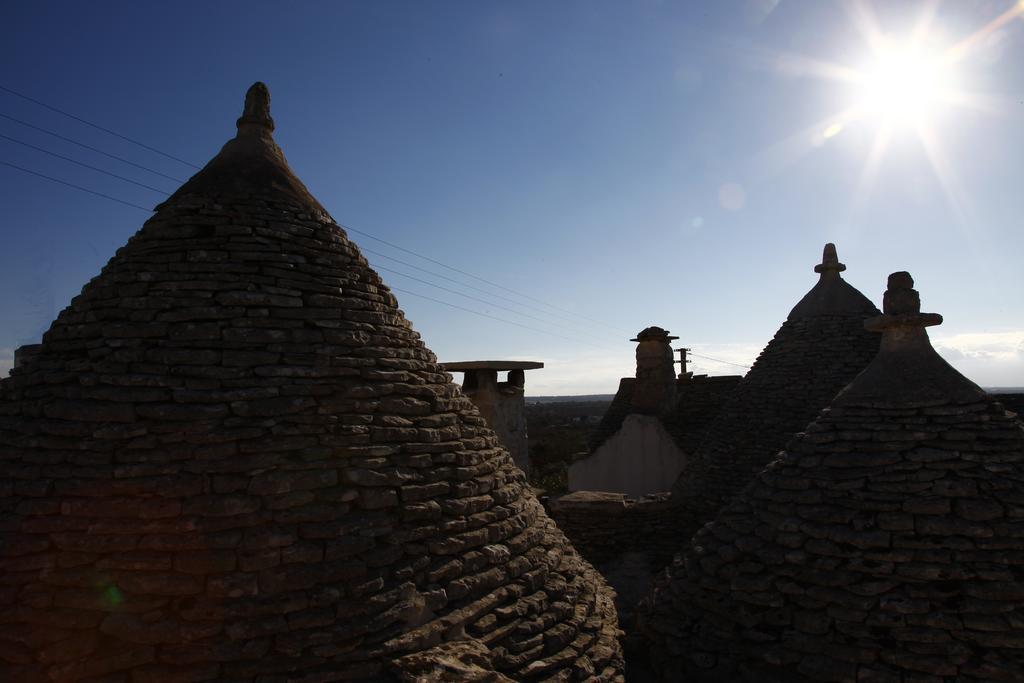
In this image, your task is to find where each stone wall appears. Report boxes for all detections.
[547,491,679,570]
[547,490,682,630]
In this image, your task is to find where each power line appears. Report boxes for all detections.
[1,161,154,212]
[0,133,171,194]
[4,153,748,369]
[0,159,607,345]
[0,84,626,335]
[0,163,608,350]
[0,87,632,337]
[388,286,615,351]
[364,244,623,337]
[0,109,618,339]
[0,84,200,170]
[0,161,611,349]
[362,245,566,318]
[0,112,186,182]
[688,350,751,370]
[371,261,620,341]
[339,221,629,334]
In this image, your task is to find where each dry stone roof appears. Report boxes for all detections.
[660,376,743,457]
[640,272,1024,682]
[670,244,880,543]
[0,83,623,682]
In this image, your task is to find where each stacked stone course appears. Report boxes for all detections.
[548,492,677,570]
[0,83,623,682]
[640,272,1024,682]
[671,244,881,549]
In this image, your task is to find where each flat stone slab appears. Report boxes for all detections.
[442,360,544,371]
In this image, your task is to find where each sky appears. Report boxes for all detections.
[1,0,1022,395]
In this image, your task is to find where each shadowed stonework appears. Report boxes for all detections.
[570,327,740,497]
[669,244,881,551]
[639,273,1024,682]
[0,83,623,682]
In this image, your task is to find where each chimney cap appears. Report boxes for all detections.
[631,326,679,342]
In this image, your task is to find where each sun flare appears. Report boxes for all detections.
[855,40,953,126]
[750,0,1024,217]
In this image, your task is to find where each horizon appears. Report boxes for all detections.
[520,385,1024,400]
[1,1,1022,394]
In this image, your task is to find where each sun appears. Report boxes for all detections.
[749,1,1024,217]
[855,39,953,127]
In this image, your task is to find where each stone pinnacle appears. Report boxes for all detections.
[236,81,275,133]
[813,242,846,274]
[865,270,942,333]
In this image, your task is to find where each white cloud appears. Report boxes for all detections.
[932,331,1024,388]
[685,342,761,377]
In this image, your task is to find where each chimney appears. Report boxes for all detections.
[631,326,678,414]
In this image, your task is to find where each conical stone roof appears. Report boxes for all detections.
[670,244,880,545]
[640,272,1024,682]
[0,83,623,682]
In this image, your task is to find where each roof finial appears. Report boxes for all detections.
[865,271,942,333]
[814,242,846,274]
[836,270,985,404]
[236,82,275,134]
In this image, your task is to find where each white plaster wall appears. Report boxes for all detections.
[568,414,685,497]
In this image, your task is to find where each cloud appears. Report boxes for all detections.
[0,347,13,379]
[932,331,1024,361]
[932,331,1024,388]
[685,342,761,376]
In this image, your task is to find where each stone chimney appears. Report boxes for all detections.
[631,326,678,414]
[441,360,544,477]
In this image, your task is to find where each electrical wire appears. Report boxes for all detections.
[0,133,171,194]
[371,262,618,338]
[0,112,186,182]
[1,161,154,211]
[0,160,614,349]
[688,350,751,369]
[388,286,616,351]
[0,85,628,336]
[2,158,751,370]
[339,220,629,334]
[361,245,576,319]
[0,84,200,169]
[0,93,752,364]
[365,249,625,339]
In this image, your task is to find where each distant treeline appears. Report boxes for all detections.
[526,394,615,404]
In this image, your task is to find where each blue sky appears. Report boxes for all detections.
[1,0,1022,394]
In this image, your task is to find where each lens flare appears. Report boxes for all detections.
[856,40,952,126]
